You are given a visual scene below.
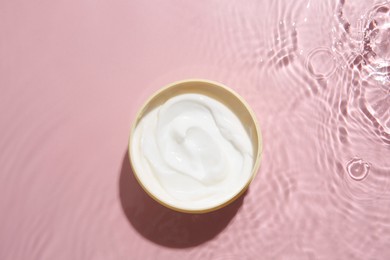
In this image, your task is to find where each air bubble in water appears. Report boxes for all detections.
[346,157,370,181]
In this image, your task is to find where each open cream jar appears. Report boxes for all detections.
[129,79,262,213]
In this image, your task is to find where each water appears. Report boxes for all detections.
[0,0,389,259]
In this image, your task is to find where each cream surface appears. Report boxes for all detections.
[132,93,253,209]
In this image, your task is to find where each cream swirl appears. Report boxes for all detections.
[132,93,253,208]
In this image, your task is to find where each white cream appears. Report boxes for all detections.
[131,93,253,210]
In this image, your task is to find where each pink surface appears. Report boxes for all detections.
[1,0,390,259]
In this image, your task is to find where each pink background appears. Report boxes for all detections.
[0,1,264,259]
[1,0,390,259]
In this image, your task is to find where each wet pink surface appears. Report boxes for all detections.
[1,0,390,259]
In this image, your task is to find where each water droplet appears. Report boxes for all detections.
[346,157,370,181]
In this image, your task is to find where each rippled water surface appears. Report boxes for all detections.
[1,0,389,259]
